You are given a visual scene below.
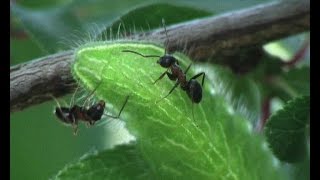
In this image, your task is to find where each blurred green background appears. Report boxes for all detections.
[10,0,309,179]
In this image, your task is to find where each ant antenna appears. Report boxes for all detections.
[162,18,169,55]
[122,50,160,58]
[82,80,103,108]
[104,95,129,119]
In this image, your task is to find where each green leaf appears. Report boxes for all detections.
[258,66,310,103]
[265,96,309,163]
[203,64,261,123]
[282,66,310,96]
[99,3,212,40]
[11,3,84,53]
[10,13,47,64]
[13,0,70,9]
[248,52,307,101]
[59,41,285,179]
[291,157,310,180]
[263,33,309,63]
[54,143,153,179]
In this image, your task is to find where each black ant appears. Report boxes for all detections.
[122,19,205,119]
[52,81,129,135]
[158,63,205,104]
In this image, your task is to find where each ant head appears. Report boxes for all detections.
[87,100,106,121]
[157,55,178,68]
[187,80,202,104]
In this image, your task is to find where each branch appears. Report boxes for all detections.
[10,0,310,112]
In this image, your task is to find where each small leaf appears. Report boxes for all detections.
[54,143,153,179]
[10,13,47,64]
[265,96,309,163]
[291,157,310,180]
[62,41,286,179]
[13,0,69,9]
[282,66,310,96]
[11,3,84,53]
[99,3,212,40]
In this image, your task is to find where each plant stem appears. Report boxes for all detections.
[10,0,310,112]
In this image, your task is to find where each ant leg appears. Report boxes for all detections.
[73,126,78,136]
[82,80,103,108]
[49,91,69,107]
[191,72,206,87]
[50,95,62,110]
[70,83,81,108]
[191,102,199,127]
[192,102,195,122]
[71,116,78,136]
[85,122,90,128]
[167,72,177,81]
[104,96,129,119]
[85,120,95,127]
[153,69,168,84]
[184,63,192,74]
[157,81,180,103]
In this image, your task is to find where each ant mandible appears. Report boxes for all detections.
[52,81,129,135]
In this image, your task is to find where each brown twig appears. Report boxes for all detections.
[255,96,271,132]
[282,37,310,67]
[10,0,310,112]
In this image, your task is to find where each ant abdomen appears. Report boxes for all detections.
[54,107,72,124]
[54,105,82,124]
[187,80,202,104]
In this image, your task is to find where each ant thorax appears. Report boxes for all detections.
[171,65,187,87]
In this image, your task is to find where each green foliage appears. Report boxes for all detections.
[10,0,309,179]
[282,67,310,96]
[11,4,84,53]
[54,42,287,179]
[100,3,212,40]
[206,65,261,123]
[55,143,153,179]
[265,96,309,163]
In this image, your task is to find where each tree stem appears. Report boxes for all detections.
[10,0,310,112]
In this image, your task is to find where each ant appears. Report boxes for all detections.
[122,19,205,119]
[52,81,129,135]
[158,63,205,104]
